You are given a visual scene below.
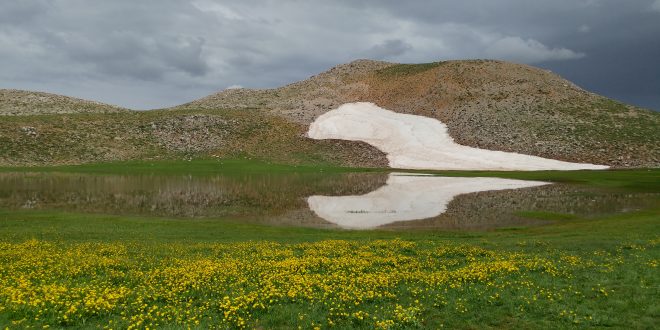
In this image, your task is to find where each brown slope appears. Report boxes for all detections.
[174,59,660,168]
[0,89,128,116]
[0,108,387,167]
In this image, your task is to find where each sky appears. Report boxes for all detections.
[0,0,658,110]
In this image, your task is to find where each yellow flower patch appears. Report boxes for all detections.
[0,238,656,329]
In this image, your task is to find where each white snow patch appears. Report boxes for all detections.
[307,173,549,229]
[308,102,609,171]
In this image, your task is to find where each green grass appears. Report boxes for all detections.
[0,206,657,247]
[515,211,579,222]
[2,158,657,191]
[415,168,660,192]
[1,204,658,248]
[0,158,356,175]
[375,62,446,77]
[0,207,658,328]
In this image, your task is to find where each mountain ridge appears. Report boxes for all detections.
[1,59,658,168]
[173,59,659,168]
[0,89,127,116]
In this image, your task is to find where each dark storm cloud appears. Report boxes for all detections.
[0,0,658,110]
[63,33,209,80]
[0,1,51,24]
[1,1,211,81]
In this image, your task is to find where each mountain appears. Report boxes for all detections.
[0,89,127,116]
[174,59,659,168]
[0,59,658,168]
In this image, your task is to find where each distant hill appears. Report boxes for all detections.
[0,59,658,168]
[174,59,659,168]
[0,89,127,116]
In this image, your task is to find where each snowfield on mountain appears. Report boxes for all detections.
[308,102,609,171]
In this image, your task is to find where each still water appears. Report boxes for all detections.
[0,172,657,230]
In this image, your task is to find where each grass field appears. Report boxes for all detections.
[3,158,659,191]
[0,160,658,329]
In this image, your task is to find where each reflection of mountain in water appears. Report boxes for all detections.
[1,172,657,230]
[307,174,549,229]
[0,172,386,218]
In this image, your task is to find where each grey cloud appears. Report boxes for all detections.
[652,0,660,11]
[0,0,658,110]
[578,24,591,33]
[36,6,211,81]
[365,39,413,60]
[0,1,51,24]
[485,37,585,63]
[160,37,208,77]
[62,34,209,80]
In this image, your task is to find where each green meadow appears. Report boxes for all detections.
[0,160,658,329]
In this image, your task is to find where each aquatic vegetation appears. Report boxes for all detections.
[0,238,657,329]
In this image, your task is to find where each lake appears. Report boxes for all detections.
[0,171,657,230]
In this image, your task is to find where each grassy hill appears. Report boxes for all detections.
[0,89,127,116]
[0,108,386,167]
[174,59,660,168]
[1,59,658,168]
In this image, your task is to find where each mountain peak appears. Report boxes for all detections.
[173,58,659,168]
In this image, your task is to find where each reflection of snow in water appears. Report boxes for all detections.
[307,173,549,229]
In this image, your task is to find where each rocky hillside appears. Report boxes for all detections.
[175,59,660,168]
[0,89,127,116]
[1,59,658,168]
[0,108,386,167]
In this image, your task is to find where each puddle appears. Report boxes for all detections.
[307,173,548,229]
[0,171,656,230]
